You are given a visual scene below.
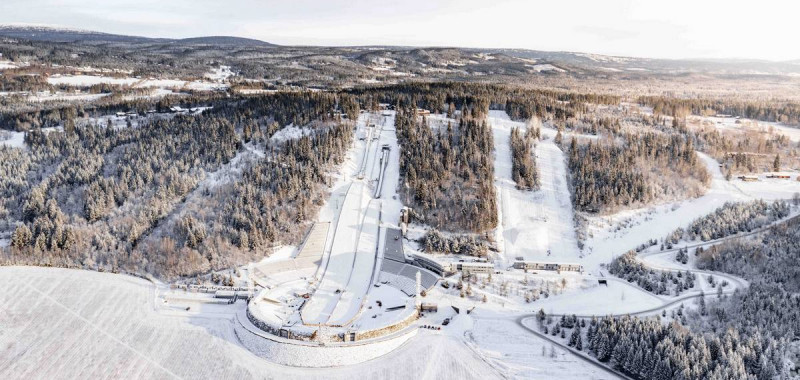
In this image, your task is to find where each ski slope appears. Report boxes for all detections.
[302,181,373,325]
[327,200,381,325]
[489,111,581,264]
[301,114,387,326]
[0,131,25,149]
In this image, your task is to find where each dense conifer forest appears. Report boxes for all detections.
[510,126,539,190]
[566,132,710,213]
[639,96,800,126]
[663,200,791,246]
[1,91,355,278]
[394,102,497,233]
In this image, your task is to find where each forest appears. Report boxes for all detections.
[394,101,497,233]
[418,229,488,257]
[566,132,709,213]
[509,126,539,190]
[536,306,782,380]
[595,214,800,379]
[691,218,800,378]
[608,251,696,296]
[639,96,800,126]
[1,91,356,278]
[1,81,626,278]
[663,200,791,247]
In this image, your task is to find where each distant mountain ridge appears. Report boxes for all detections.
[0,25,798,77]
[0,25,277,47]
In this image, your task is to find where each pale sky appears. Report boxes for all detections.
[1,0,797,61]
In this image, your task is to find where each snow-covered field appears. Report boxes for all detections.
[530,278,663,316]
[529,64,566,73]
[47,74,139,86]
[0,60,29,70]
[46,73,229,91]
[692,115,800,143]
[489,111,581,265]
[270,124,314,142]
[34,92,110,102]
[0,130,25,149]
[468,315,616,379]
[205,65,234,82]
[0,266,504,379]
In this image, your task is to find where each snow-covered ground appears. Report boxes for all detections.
[301,181,370,324]
[301,113,400,326]
[325,196,380,326]
[46,73,229,91]
[691,115,800,143]
[205,65,234,82]
[529,64,566,73]
[0,266,503,379]
[28,91,110,102]
[581,151,800,272]
[0,60,27,70]
[529,278,663,316]
[468,315,616,379]
[0,130,25,149]
[47,74,139,86]
[489,111,581,265]
[270,124,314,142]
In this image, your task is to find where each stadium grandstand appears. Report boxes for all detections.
[378,228,439,295]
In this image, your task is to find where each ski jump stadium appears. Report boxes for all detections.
[240,112,442,356]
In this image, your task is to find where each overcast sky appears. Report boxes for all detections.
[1,0,797,61]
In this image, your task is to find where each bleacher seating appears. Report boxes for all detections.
[378,258,439,296]
[379,259,405,275]
[419,271,438,289]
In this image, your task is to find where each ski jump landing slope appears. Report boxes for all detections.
[327,199,381,326]
[301,115,385,327]
[302,181,375,325]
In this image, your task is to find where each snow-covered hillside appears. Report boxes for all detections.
[489,111,581,265]
[0,266,504,380]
